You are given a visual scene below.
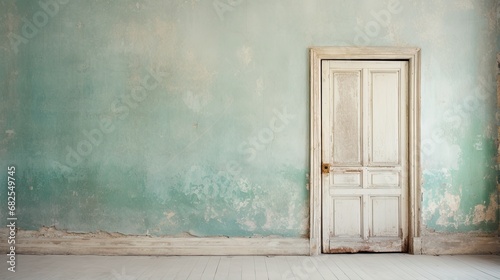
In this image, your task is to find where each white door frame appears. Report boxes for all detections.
[309,47,422,255]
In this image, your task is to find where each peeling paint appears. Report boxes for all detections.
[473,194,498,225]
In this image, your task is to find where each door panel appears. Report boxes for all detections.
[369,71,401,165]
[332,197,362,237]
[332,172,362,187]
[369,171,399,187]
[322,60,408,253]
[331,71,362,165]
[371,197,400,237]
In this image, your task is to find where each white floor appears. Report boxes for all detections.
[1,254,499,280]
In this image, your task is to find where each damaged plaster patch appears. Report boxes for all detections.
[423,167,498,232]
[473,193,497,224]
[240,220,257,231]
[260,179,308,232]
[422,169,467,229]
[163,211,175,221]
[237,46,253,66]
[435,192,461,226]
[473,135,483,150]
[5,129,15,136]
[15,226,128,239]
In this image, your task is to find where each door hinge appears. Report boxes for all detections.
[322,163,331,174]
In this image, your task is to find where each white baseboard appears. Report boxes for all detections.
[3,230,497,256]
[410,237,422,255]
[420,234,500,255]
[0,229,309,256]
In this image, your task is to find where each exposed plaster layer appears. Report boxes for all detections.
[423,168,498,233]
[473,193,498,225]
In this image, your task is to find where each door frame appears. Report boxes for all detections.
[309,47,422,255]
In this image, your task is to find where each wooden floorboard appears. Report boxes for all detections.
[451,255,500,279]
[1,254,499,280]
[174,256,199,280]
[410,255,455,279]
[383,254,429,280]
[201,256,220,280]
[265,256,293,280]
[187,256,211,280]
[390,254,441,280]
[240,256,256,280]
[326,254,364,280]
[158,257,179,280]
[428,255,483,280]
[320,255,352,280]
[213,256,230,280]
[254,256,268,280]
[353,254,409,280]
[136,257,163,279]
[226,257,243,280]
[312,256,342,280]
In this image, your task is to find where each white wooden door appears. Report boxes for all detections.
[321,60,408,253]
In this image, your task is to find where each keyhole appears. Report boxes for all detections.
[322,164,330,173]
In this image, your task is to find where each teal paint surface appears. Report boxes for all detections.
[0,0,498,237]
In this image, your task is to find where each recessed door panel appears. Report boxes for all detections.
[369,71,400,165]
[331,71,362,166]
[332,197,362,237]
[371,197,400,237]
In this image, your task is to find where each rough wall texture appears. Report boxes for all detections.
[0,0,498,237]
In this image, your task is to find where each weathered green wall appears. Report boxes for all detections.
[0,0,498,237]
